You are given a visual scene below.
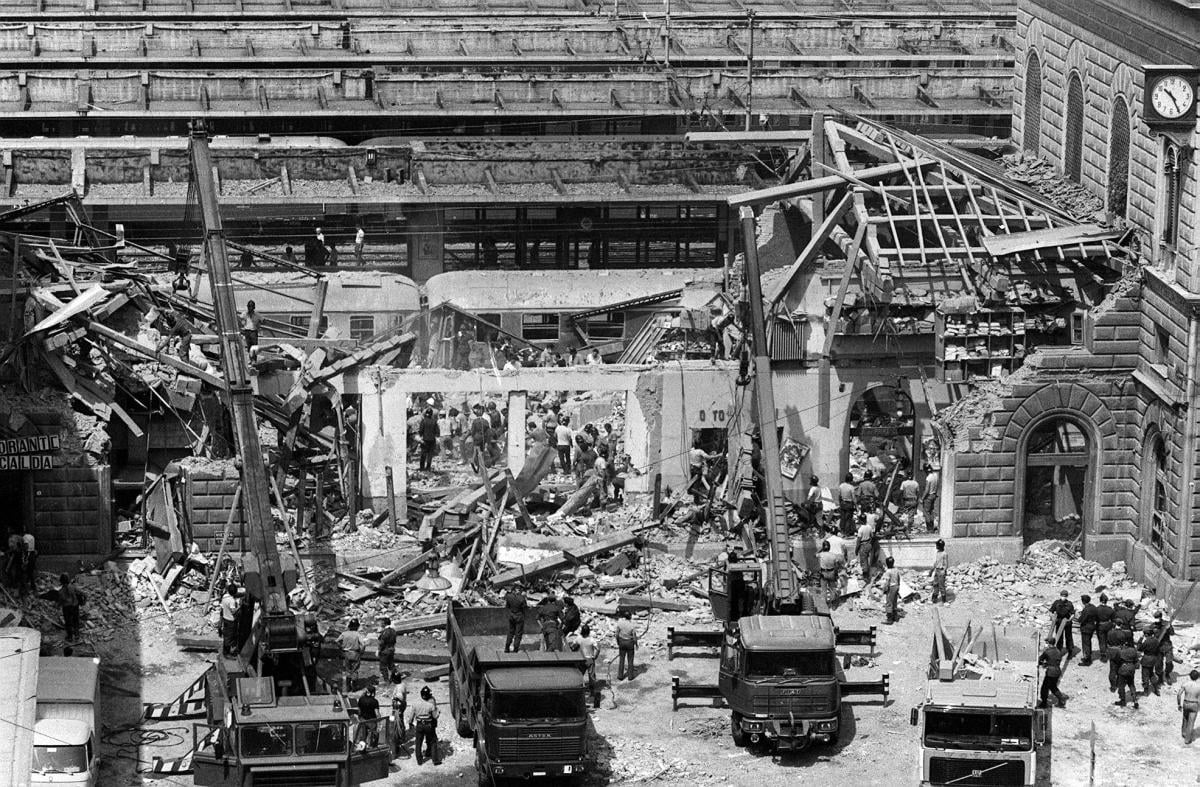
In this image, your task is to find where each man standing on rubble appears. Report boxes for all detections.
[817,540,845,607]
[241,300,263,351]
[470,405,491,470]
[504,584,527,653]
[687,439,720,505]
[417,408,439,472]
[1038,637,1067,709]
[1078,594,1098,666]
[377,618,398,686]
[537,594,564,652]
[856,470,879,518]
[856,516,876,583]
[58,573,81,642]
[21,531,36,595]
[615,610,639,681]
[929,538,948,604]
[339,618,366,693]
[1113,598,1137,631]
[555,415,574,473]
[221,583,241,656]
[837,474,856,535]
[1050,590,1076,657]
[897,471,920,527]
[879,556,902,624]
[921,464,939,531]
[1095,594,1115,663]
[1178,669,1200,744]
[1152,611,1176,685]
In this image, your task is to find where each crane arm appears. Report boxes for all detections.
[188,121,292,614]
[738,205,794,604]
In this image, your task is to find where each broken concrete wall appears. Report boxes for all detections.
[177,458,244,553]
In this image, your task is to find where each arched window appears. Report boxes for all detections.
[1108,97,1130,217]
[1064,73,1084,181]
[1022,417,1089,547]
[847,385,916,478]
[1142,432,1168,554]
[1023,53,1043,153]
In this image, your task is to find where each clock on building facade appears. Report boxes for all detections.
[1143,65,1200,129]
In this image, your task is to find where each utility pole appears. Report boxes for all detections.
[744,10,756,132]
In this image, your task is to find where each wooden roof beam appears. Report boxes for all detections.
[730,159,933,208]
[549,168,567,195]
[852,84,875,109]
[483,166,499,195]
[414,164,428,195]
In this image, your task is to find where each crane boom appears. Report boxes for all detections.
[188,121,292,616]
[738,205,794,604]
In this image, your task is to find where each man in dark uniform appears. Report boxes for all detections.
[1113,599,1137,631]
[1077,594,1098,666]
[1151,611,1176,685]
[1138,632,1162,697]
[355,685,381,746]
[504,584,527,653]
[1115,642,1140,708]
[1038,637,1067,709]
[1108,625,1132,693]
[1049,590,1076,657]
[537,595,564,652]
[1095,594,1115,663]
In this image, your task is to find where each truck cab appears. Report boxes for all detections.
[720,614,841,750]
[32,656,102,787]
[912,622,1047,786]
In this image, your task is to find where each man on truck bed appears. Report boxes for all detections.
[504,584,527,653]
[537,595,564,652]
[404,686,441,766]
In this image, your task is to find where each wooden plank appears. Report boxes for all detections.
[490,523,660,588]
[728,159,933,208]
[766,191,852,307]
[617,594,693,612]
[344,549,436,602]
[979,224,1120,257]
[87,320,227,390]
[821,221,868,358]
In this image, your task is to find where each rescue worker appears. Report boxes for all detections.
[615,610,639,681]
[537,594,564,652]
[837,473,857,535]
[338,618,366,693]
[377,617,398,685]
[404,686,441,766]
[355,685,380,746]
[856,516,876,583]
[1115,641,1140,708]
[687,440,719,504]
[802,475,824,528]
[569,624,602,709]
[817,540,844,607]
[897,471,921,525]
[1049,590,1076,657]
[1113,598,1137,631]
[417,408,439,471]
[1077,594,1098,666]
[504,584,527,653]
[1179,669,1200,744]
[880,556,902,625]
[1138,631,1162,696]
[561,596,582,639]
[555,416,574,473]
[1151,611,1176,684]
[929,538,948,604]
[1095,594,1115,663]
[921,464,940,531]
[856,471,879,517]
[220,583,241,656]
[1038,636,1067,709]
[241,300,263,350]
[57,572,81,642]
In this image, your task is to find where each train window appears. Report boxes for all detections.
[289,315,329,335]
[349,315,375,341]
[583,312,624,340]
[522,313,560,342]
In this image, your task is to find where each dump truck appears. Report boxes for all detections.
[911,612,1048,786]
[447,602,590,786]
[31,655,103,786]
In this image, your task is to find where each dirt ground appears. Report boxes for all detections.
[93,574,1198,787]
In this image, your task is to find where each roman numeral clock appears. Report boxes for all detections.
[1144,65,1200,130]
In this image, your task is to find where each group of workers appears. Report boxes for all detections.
[1037,589,1200,744]
[833,466,939,535]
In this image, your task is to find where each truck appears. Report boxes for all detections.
[666,205,888,752]
[31,656,103,787]
[910,612,1048,786]
[447,602,590,787]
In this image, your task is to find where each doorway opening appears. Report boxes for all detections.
[1022,417,1089,548]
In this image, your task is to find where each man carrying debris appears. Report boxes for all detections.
[817,540,845,606]
[404,686,441,766]
[537,594,564,652]
[569,624,602,708]
[687,439,719,505]
[1095,594,1115,663]
[615,610,639,681]
[221,583,241,656]
[504,584,527,653]
[1077,594,1098,666]
[1049,590,1076,657]
[339,618,366,693]
[929,539,948,604]
[879,556,902,625]
[377,618,398,685]
[1178,669,1200,744]
[1037,637,1067,709]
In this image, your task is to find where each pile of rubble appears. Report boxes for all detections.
[1002,154,1106,221]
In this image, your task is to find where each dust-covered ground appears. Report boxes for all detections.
[95,577,1197,787]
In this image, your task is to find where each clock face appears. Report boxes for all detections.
[1152,75,1195,119]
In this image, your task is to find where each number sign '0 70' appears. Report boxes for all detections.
[696,409,728,423]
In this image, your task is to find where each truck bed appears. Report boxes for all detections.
[450,604,585,671]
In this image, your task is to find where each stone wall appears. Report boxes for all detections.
[179,461,244,553]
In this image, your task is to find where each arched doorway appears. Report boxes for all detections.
[1022,417,1090,547]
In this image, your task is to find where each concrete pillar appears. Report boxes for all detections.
[507,390,527,473]
[360,373,406,511]
[407,207,445,284]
